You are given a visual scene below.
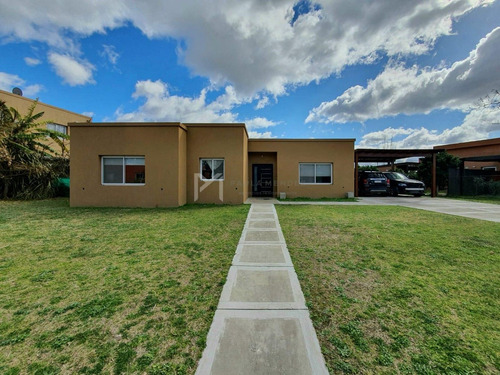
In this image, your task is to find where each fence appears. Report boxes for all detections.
[448,168,500,196]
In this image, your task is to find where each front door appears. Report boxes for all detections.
[252,164,273,197]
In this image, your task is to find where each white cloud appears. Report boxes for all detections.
[116,79,278,138]
[0,71,42,96]
[118,79,237,122]
[0,0,494,97]
[256,96,270,109]
[248,131,276,138]
[245,117,279,130]
[24,57,41,66]
[101,44,119,65]
[48,53,95,86]
[307,27,500,124]
[358,107,500,149]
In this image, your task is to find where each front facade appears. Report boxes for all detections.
[70,122,354,207]
[0,89,92,155]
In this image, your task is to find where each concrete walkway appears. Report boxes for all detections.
[358,196,500,222]
[245,197,500,222]
[195,203,328,375]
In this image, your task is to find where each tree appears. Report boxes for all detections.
[417,151,460,190]
[0,100,69,199]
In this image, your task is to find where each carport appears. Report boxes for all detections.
[355,149,440,197]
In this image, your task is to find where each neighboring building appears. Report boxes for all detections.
[377,161,421,173]
[0,89,91,155]
[434,138,500,171]
[70,122,355,207]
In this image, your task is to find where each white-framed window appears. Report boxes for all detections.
[101,156,145,185]
[47,123,68,135]
[482,166,497,171]
[200,159,224,181]
[299,163,332,184]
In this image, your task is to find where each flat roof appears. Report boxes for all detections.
[70,122,187,131]
[434,137,500,150]
[356,148,439,163]
[249,138,355,142]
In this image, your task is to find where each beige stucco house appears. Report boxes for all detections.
[70,122,354,207]
[0,89,91,155]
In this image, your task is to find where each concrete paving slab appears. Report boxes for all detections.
[195,310,328,375]
[252,205,275,213]
[249,213,276,220]
[232,244,292,266]
[219,266,306,309]
[244,230,282,243]
[196,203,328,374]
[248,220,277,229]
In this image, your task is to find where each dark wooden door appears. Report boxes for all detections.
[252,164,273,197]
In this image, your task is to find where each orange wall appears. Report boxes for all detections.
[69,122,355,207]
[186,124,247,204]
[70,123,186,207]
[248,139,355,198]
[0,89,91,155]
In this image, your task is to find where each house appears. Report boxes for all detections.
[0,88,92,155]
[434,137,500,171]
[69,122,354,207]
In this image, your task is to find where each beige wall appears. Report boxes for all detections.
[186,124,247,204]
[69,121,355,207]
[178,128,187,205]
[70,123,186,208]
[0,89,91,155]
[249,139,355,198]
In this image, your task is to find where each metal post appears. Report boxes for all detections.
[431,152,437,197]
[354,152,359,197]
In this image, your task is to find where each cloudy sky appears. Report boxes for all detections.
[0,0,499,147]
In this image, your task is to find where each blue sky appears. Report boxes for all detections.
[0,0,499,148]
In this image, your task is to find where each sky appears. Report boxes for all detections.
[0,0,499,148]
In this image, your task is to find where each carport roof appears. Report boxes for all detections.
[355,148,440,163]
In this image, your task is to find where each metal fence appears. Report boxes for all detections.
[448,168,500,196]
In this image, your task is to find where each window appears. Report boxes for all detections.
[102,156,145,185]
[47,123,67,135]
[200,159,224,181]
[299,163,332,184]
[482,166,497,171]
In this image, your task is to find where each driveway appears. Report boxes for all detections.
[359,196,500,222]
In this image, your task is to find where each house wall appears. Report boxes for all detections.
[186,124,247,204]
[0,89,91,155]
[248,139,355,198]
[178,128,187,205]
[435,138,500,170]
[70,123,186,207]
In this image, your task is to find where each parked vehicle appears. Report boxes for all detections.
[358,171,390,196]
[383,172,425,197]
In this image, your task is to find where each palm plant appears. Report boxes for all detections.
[0,100,69,199]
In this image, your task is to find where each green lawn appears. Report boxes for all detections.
[277,205,499,374]
[0,199,248,375]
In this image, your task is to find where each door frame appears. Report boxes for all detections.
[252,163,274,197]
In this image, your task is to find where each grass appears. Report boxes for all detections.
[278,197,358,202]
[444,195,500,205]
[0,199,248,375]
[276,205,500,374]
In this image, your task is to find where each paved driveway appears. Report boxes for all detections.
[359,196,500,222]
